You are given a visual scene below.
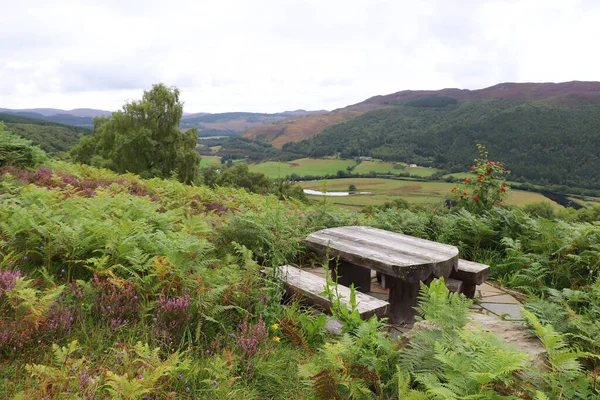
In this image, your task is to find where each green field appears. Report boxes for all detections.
[443,172,471,179]
[298,178,561,210]
[199,155,221,168]
[404,166,440,177]
[353,160,404,175]
[249,158,357,179]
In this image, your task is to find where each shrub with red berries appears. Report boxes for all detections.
[449,144,509,213]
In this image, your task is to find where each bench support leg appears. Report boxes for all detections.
[376,272,390,289]
[388,277,421,324]
[462,283,477,298]
[330,260,371,293]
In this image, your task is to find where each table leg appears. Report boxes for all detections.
[462,283,477,298]
[330,260,371,293]
[388,277,421,324]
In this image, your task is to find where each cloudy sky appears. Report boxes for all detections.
[1,0,599,113]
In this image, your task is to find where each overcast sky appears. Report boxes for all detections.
[1,0,599,113]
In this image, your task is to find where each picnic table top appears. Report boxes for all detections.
[305,226,459,282]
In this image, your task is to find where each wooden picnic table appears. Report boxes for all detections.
[305,226,459,324]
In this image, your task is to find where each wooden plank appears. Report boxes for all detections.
[270,265,389,319]
[306,226,458,281]
[451,259,490,285]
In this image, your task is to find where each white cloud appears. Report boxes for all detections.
[1,0,599,112]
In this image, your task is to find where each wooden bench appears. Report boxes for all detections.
[377,259,490,298]
[268,265,390,319]
[449,259,490,298]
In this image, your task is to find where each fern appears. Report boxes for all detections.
[415,278,472,330]
[5,277,64,325]
[522,309,586,376]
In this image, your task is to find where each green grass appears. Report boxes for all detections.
[443,172,472,179]
[199,155,221,168]
[249,158,357,179]
[298,178,561,210]
[353,160,404,175]
[404,166,440,177]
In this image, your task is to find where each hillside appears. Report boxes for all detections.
[282,99,600,189]
[0,112,89,154]
[180,110,323,137]
[244,81,600,147]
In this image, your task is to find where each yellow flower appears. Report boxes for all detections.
[272,323,279,330]
[272,336,281,342]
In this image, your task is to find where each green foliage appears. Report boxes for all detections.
[400,279,530,399]
[0,123,47,169]
[71,84,201,183]
[415,278,473,330]
[203,163,271,194]
[522,201,557,219]
[3,155,600,398]
[0,112,91,154]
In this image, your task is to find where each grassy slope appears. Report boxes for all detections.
[298,178,560,209]
[249,158,357,179]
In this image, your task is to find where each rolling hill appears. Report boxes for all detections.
[282,98,600,189]
[0,112,90,154]
[243,81,600,148]
[0,108,111,128]
[180,110,324,137]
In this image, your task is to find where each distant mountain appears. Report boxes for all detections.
[0,108,111,128]
[243,81,600,148]
[0,108,111,118]
[180,110,324,137]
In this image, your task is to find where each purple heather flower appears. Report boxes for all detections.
[177,374,182,379]
[186,387,190,392]
[61,269,65,273]
[212,380,218,387]
[106,306,111,310]
[138,375,143,380]
[146,355,150,360]
[133,296,138,300]
[23,256,28,261]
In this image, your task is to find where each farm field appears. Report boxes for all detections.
[247,158,441,179]
[404,166,440,177]
[353,160,404,175]
[298,178,561,209]
[199,155,221,168]
[249,158,356,178]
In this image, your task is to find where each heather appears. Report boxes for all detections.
[2,151,600,397]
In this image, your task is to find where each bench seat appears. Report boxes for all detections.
[269,265,390,319]
[449,259,490,298]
